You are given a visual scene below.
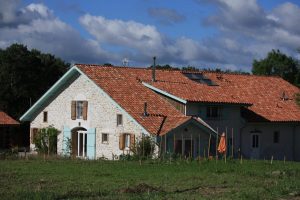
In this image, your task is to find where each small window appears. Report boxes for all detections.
[117,114,123,126]
[102,133,109,143]
[43,111,48,122]
[206,106,221,118]
[252,134,259,148]
[273,131,280,143]
[76,101,84,119]
[124,134,130,148]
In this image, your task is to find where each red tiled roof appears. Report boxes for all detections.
[76,64,300,134]
[76,64,190,135]
[0,111,19,125]
[203,72,300,122]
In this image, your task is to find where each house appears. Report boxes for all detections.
[20,64,300,160]
[0,111,19,149]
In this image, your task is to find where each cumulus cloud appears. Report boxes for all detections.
[147,7,186,25]
[0,1,114,64]
[201,0,300,61]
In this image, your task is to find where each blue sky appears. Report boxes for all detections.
[1,0,300,71]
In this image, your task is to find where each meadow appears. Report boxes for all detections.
[0,157,299,199]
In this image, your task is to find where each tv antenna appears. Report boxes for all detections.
[122,58,129,66]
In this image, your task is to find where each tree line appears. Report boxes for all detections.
[0,44,299,120]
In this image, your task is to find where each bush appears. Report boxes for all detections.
[33,126,58,154]
[131,136,155,159]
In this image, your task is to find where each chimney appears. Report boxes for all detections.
[143,102,148,116]
[152,56,156,82]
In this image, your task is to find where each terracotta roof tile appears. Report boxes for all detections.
[0,111,19,125]
[76,64,189,135]
[76,64,300,134]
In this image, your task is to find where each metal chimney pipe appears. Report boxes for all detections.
[152,56,156,82]
[143,102,148,116]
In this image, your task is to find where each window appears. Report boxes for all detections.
[124,134,130,148]
[102,133,109,143]
[119,133,135,150]
[252,134,259,148]
[71,101,88,120]
[117,114,123,126]
[273,131,280,143]
[206,106,221,118]
[43,111,48,122]
[76,101,84,119]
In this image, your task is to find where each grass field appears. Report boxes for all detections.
[0,158,300,199]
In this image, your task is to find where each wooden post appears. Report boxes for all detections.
[182,134,184,158]
[208,134,211,158]
[199,134,201,159]
[225,127,227,163]
[191,134,193,159]
[284,155,286,164]
[174,134,176,155]
[231,128,234,158]
[160,135,162,158]
[271,155,273,165]
[240,155,243,164]
[164,134,167,154]
[216,127,218,162]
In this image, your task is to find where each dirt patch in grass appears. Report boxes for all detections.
[119,183,163,194]
[174,185,228,197]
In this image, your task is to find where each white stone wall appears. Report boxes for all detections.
[30,74,147,159]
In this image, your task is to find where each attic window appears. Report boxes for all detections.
[183,73,218,86]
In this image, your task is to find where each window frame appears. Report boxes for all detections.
[102,133,109,144]
[76,101,84,119]
[124,134,130,149]
[117,114,123,126]
[252,134,259,148]
[43,111,48,123]
[206,106,221,119]
[273,131,280,144]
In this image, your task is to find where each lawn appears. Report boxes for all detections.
[0,158,300,199]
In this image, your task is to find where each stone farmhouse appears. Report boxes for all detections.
[20,64,300,161]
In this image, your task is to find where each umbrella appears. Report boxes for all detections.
[217,132,226,154]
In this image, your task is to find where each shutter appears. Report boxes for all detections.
[87,128,96,159]
[119,134,125,150]
[62,126,71,156]
[71,101,76,120]
[83,101,88,120]
[130,134,135,148]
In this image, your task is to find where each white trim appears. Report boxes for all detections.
[74,65,151,135]
[142,82,187,104]
[20,67,78,121]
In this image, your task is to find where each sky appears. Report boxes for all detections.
[1,0,300,71]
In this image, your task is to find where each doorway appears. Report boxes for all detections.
[71,127,87,157]
[251,134,260,159]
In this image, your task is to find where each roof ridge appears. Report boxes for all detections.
[75,63,183,72]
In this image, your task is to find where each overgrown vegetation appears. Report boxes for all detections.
[0,158,299,199]
[33,126,58,155]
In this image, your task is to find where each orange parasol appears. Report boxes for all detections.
[217,132,226,154]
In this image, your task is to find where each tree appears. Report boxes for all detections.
[0,44,70,119]
[252,49,299,85]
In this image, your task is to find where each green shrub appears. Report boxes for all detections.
[33,126,58,154]
[131,136,155,159]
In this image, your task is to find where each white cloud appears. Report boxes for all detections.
[0,2,114,64]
